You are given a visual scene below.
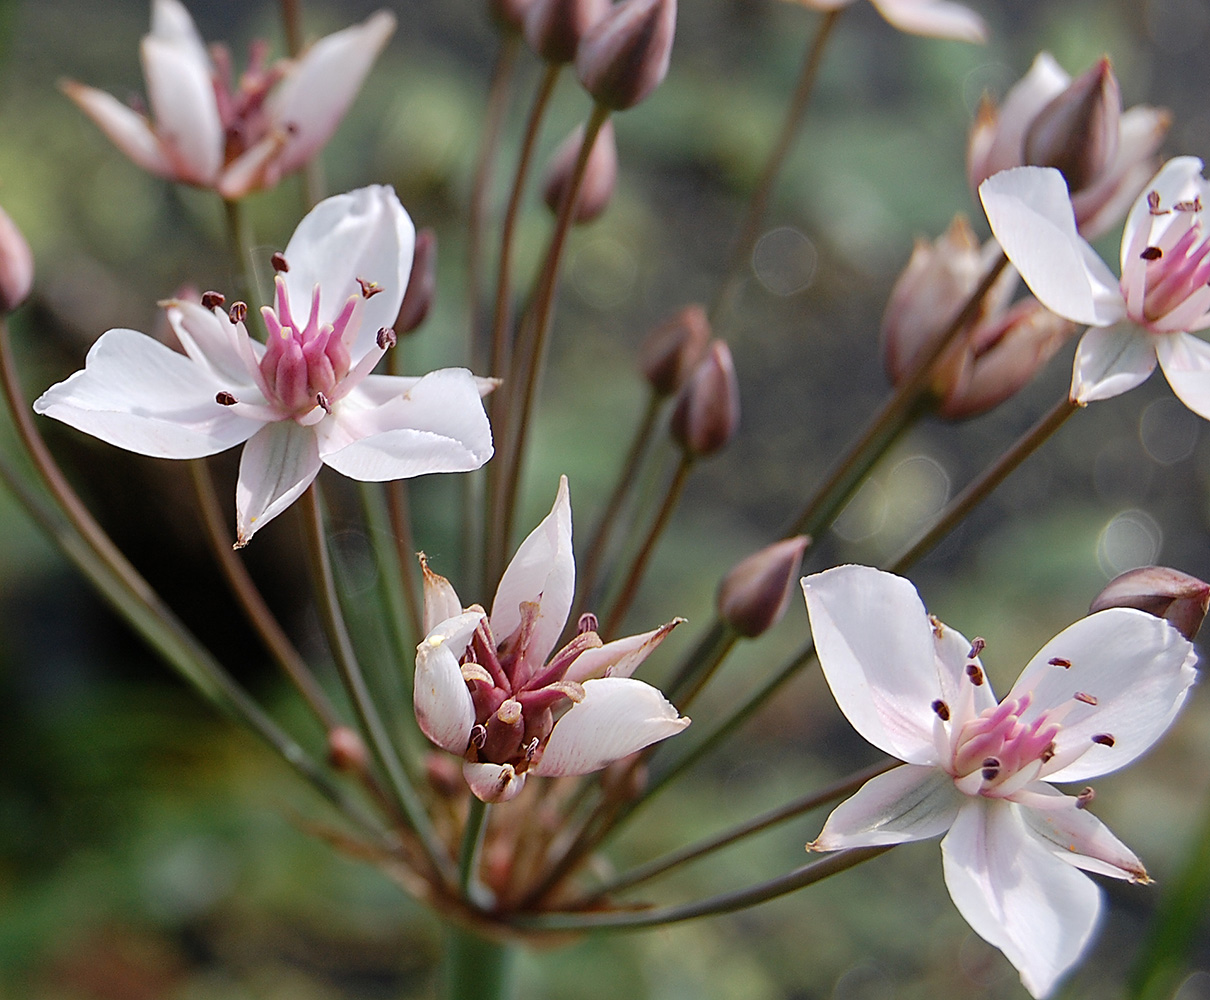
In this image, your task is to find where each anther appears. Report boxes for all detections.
[578,612,599,635]
[968,637,985,658]
[1048,657,1072,668]
[357,277,384,299]
[928,614,944,639]
[470,724,487,750]
[965,663,985,686]
[931,699,950,721]
[376,326,397,350]
[1175,196,1203,213]
[497,699,523,726]
[1076,787,1095,809]
[1148,190,1169,216]
[229,301,248,324]
[316,392,332,414]
[215,391,238,406]
[201,290,226,310]
[981,758,1001,781]
[1141,246,1163,261]
[524,737,540,761]
[1040,741,1056,763]
[1092,733,1116,747]
[270,251,289,273]
[1074,691,1098,706]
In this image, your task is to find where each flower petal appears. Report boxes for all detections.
[562,619,683,683]
[870,0,986,43]
[317,368,493,479]
[1070,324,1157,404]
[941,799,1101,999]
[234,421,322,544]
[491,475,574,669]
[140,29,222,185]
[463,761,527,803]
[1120,156,1205,274]
[414,610,482,755]
[1156,331,1210,421]
[282,185,414,357]
[1009,607,1196,783]
[800,565,950,764]
[531,677,689,777]
[61,82,172,179]
[810,764,962,851]
[32,328,260,458]
[165,299,262,387]
[980,166,1125,327]
[1016,782,1148,882]
[971,53,1069,188]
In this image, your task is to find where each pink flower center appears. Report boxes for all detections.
[1135,193,1210,325]
[208,39,288,165]
[949,692,1061,797]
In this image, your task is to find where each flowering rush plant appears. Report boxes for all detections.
[4,0,1210,998]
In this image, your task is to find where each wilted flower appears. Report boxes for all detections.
[0,205,33,314]
[1090,566,1210,641]
[981,157,1210,416]
[414,477,688,803]
[542,121,618,224]
[63,0,395,199]
[969,53,1169,239]
[802,565,1196,998]
[881,214,1075,419]
[576,0,677,111]
[34,186,492,545]
[779,0,985,44]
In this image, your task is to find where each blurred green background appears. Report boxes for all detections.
[3,0,1210,997]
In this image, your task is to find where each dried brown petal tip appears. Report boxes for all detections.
[542,120,618,224]
[525,0,609,63]
[717,536,811,638]
[638,304,710,396]
[576,0,676,110]
[1090,565,1210,640]
[0,206,33,313]
[395,228,437,336]
[669,339,740,457]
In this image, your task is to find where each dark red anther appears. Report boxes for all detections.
[1074,691,1098,705]
[1147,190,1167,215]
[967,637,985,658]
[229,301,248,324]
[201,290,226,310]
[270,251,289,273]
[376,326,397,350]
[1048,657,1072,668]
[215,391,237,406]
[931,699,950,721]
[965,663,985,686]
[1141,246,1163,261]
[1092,733,1115,747]
[357,277,384,299]
[1175,196,1203,213]
[578,612,599,634]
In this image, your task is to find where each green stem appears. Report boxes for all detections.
[443,924,517,1000]
[458,797,490,897]
[671,620,739,711]
[222,197,258,312]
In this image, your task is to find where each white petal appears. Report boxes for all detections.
[414,610,482,755]
[140,33,222,185]
[941,799,1101,999]
[150,0,209,64]
[32,328,260,458]
[1016,783,1148,882]
[61,82,172,178]
[800,566,949,764]
[532,677,689,777]
[1009,607,1196,783]
[810,764,962,850]
[165,299,261,387]
[282,185,415,357]
[267,11,396,178]
[980,166,1125,327]
[234,421,322,544]
[463,761,527,803]
[317,368,493,479]
[491,476,574,669]
[1121,157,1206,273]
[561,619,683,684]
[870,0,986,43]
[1070,324,1157,403]
[1157,332,1210,421]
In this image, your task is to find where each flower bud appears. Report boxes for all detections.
[327,726,369,772]
[1090,566,1210,641]
[670,339,739,457]
[0,205,33,313]
[525,0,609,64]
[717,536,810,638]
[1023,58,1120,195]
[637,304,710,397]
[575,0,676,111]
[489,0,535,32]
[395,228,436,336]
[542,121,617,224]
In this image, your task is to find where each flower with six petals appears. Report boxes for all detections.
[779,0,985,44]
[801,565,1196,998]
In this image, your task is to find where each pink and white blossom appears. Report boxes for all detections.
[34,186,493,545]
[802,565,1196,998]
[981,158,1210,415]
[414,477,689,803]
[780,0,985,44]
[63,0,395,199]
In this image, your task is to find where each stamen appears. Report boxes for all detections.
[1076,786,1095,809]
[215,391,238,406]
[966,663,985,686]
[270,251,289,273]
[1175,196,1204,213]
[201,290,226,310]
[578,612,599,634]
[357,277,384,299]
[229,301,248,324]
[981,757,1001,781]
[469,724,487,750]
[1092,733,1115,747]
[1039,741,1056,763]
[315,391,332,414]
[1141,246,1163,261]
[1074,691,1098,706]
[931,699,950,721]
[524,737,540,761]
[967,637,985,658]
[376,326,397,350]
[1148,190,1169,216]
[496,699,523,725]
[1048,657,1072,668]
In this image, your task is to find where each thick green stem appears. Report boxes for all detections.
[458,797,490,897]
[443,925,518,1000]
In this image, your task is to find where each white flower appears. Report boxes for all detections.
[414,477,689,803]
[801,565,1196,998]
[34,186,493,545]
[780,0,985,44]
[62,0,395,199]
[980,157,1210,416]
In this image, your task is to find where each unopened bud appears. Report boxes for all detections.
[489,0,535,32]
[525,0,609,64]
[670,339,740,457]
[1090,566,1210,640]
[1024,57,1120,195]
[0,206,33,313]
[395,228,436,336]
[327,727,369,772]
[638,304,710,396]
[717,536,810,638]
[542,120,617,224]
[576,0,676,111]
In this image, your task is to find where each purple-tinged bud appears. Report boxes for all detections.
[638,304,710,396]
[489,0,535,33]
[1024,57,1120,195]
[525,0,609,64]
[0,206,33,313]
[1090,566,1210,640]
[576,0,676,111]
[717,536,810,638]
[670,339,740,457]
[327,727,369,772]
[542,120,618,224]
[395,228,437,336]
